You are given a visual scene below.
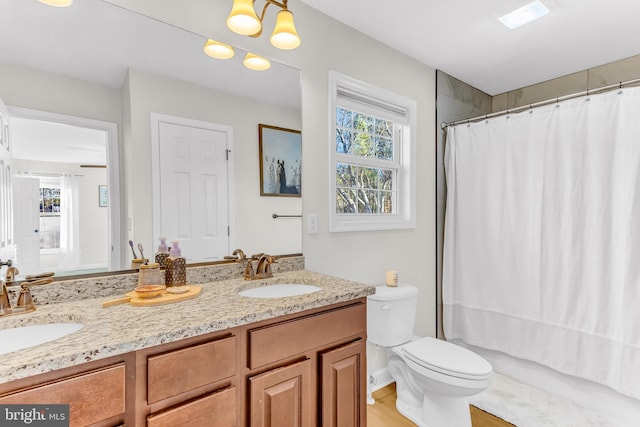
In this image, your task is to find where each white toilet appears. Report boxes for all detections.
[367,284,492,427]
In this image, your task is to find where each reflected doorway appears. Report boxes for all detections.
[8,108,121,277]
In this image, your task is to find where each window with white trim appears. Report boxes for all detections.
[329,71,416,232]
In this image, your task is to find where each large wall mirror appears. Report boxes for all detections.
[0,0,302,279]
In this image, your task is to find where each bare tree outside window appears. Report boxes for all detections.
[335,107,397,214]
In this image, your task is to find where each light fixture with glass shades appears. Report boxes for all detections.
[227,0,301,50]
[36,0,73,6]
[202,38,271,71]
[226,0,262,35]
[243,53,271,71]
[203,39,235,59]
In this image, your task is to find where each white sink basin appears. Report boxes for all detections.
[238,284,321,298]
[0,323,85,355]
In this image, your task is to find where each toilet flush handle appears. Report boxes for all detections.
[381,304,391,310]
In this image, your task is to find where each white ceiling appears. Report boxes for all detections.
[298,0,640,95]
[0,0,301,164]
[10,118,107,165]
[0,0,300,107]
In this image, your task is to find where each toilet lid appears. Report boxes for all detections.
[368,284,418,301]
[401,338,492,380]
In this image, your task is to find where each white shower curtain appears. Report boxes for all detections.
[60,173,80,271]
[443,87,640,400]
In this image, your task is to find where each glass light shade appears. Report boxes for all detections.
[227,0,262,36]
[270,9,301,50]
[203,39,235,59]
[243,53,271,71]
[37,0,73,6]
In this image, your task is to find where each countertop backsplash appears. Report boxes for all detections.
[6,255,305,306]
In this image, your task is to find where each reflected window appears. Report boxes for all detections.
[39,182,61,250]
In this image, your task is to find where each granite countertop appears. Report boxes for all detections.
[0,270,375,384]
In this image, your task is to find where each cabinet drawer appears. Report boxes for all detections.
[147,336,236,404]
[249,303,366,369]
[0,364,125,427]
[147,387,236,427]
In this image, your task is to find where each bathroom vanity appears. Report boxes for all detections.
[0,265,374,427]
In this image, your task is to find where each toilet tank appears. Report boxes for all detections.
[367,284,419,347]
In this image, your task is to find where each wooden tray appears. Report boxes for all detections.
[102,285,201,308]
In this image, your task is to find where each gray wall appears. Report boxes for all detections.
[494,54,640,110]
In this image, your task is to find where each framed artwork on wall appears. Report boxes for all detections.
[258,124,302,197]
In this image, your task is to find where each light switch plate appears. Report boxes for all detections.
[307,214,318,234]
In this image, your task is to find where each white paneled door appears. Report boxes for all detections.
[156,121,230,263]
[12,177,41,274]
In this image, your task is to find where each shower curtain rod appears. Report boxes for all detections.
[441,77,640,129]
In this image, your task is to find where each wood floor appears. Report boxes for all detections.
[367,383,514,427]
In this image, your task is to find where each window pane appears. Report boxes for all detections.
[375,118,393,138]
[381,191,394,213]
[352,132,373,157]
[336,189,357,213]
[357,190,379,213]
[379,169,394,190]
[39,186,62,248]
[39,216,60,249]
[336,107,353,128]
[52,188,61,213]
[353,113,373,134]
[336,129,352,154]
[375,137,393,161]
[336,163,356,187]
[358,167,379,189]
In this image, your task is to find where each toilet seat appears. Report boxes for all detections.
[401,337,492,380]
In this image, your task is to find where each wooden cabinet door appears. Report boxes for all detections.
[320,340,366,427]
[249,359,312,427]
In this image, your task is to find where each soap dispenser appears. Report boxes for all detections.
[165,241,186,288]
[155,237,170,267]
